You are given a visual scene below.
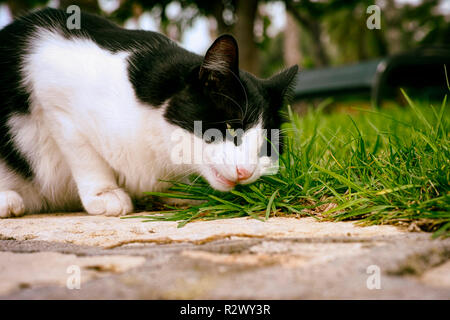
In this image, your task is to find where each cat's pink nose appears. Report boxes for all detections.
[236,167,252,181]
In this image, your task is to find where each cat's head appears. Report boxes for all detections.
[165,34,298,191]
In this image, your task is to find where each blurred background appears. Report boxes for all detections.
[0,0,449,107]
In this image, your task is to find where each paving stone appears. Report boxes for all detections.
[0,213,404,247]
[0,213,449,299]
[419,260,450,288]
[0,251,145,295]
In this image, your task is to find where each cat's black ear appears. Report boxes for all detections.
[199,34,239,81]
[266,65,299,106]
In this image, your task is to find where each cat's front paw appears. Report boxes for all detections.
[0,191,25,218]
[82,188,133,216]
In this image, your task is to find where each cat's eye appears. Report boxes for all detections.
[226,123,236,137]
[205,135,215,143]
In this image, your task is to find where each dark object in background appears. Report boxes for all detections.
[293,46,450,107]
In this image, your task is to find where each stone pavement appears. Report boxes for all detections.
[0,213,449,299]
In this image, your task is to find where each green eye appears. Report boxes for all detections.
[226,123,236,137]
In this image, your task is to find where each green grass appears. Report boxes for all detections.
[127,90,450,237]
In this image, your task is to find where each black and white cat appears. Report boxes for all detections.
[0,8,298,218]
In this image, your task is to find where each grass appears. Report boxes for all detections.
[127,89,449,238]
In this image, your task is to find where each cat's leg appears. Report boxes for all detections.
[63,147,133,216]
[0,164,24,217]
[45,114,133,216]
[0,190,25,218]
[63,145,133,216]
[0,162,44,218]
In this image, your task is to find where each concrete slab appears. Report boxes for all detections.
[420,260,450,288]
[0,213,449,299]
[0,213,404,248]
[0,251,145,295]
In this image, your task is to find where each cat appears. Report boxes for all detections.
[0,8,298,218]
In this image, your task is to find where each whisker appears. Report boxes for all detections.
[208,118,242,125]
[212,91,245,120]
[223,67,249,119]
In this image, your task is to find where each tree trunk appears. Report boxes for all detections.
[307,20,329,67]
[373,28,389,56]
[234,0,260,76]
[210,0,230,35]
[284,12,302,67]
[285,1,329,67]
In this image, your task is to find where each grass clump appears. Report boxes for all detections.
[128,90,449,237]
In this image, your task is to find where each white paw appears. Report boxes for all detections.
[0,191,25,218]
[82,188,133,216]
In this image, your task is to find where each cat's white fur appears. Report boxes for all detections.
[0,29,271,218]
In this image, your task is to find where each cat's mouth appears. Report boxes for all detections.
[206,165,260,192]
[211,167,236,189]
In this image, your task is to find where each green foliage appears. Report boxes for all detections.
[130,92,450,237]
[286,0,449,67]
[3,0,448,72]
